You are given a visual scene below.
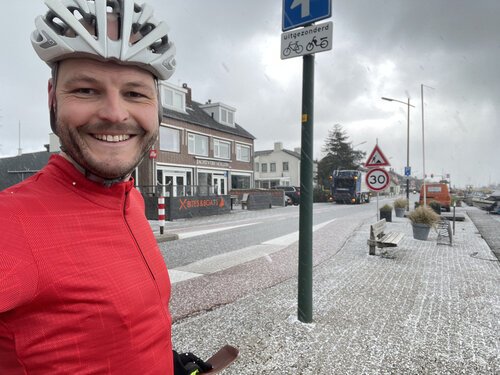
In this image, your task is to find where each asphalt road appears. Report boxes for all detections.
[157,196,408,320]
[157,198,392,270]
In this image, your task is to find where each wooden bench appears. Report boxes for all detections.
[240,193,249,209]
[367,219,404,255]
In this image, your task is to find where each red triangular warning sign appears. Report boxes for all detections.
[365,145,391,167]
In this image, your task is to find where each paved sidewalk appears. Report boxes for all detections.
[171,208,500,374]
[467,208,500,261]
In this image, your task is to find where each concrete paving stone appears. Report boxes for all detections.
[171,209,500,374]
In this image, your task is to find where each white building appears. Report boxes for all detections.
[254,142,317,188]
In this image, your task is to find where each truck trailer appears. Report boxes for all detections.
[330,170,370,204]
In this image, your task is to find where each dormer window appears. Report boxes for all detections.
[200,102,236,127]
[160,82,187,113]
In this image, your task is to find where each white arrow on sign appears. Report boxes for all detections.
[291,0,310,18]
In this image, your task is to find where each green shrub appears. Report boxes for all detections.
[407,206,440,226]
[313,187,330,203]
[393,198,408,209]
[429,201,441,214]
[380,204,393,212]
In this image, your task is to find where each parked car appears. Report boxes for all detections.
[272,186,300,205]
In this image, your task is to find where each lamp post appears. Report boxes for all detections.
[381,96,415,209]
[421,84,435,206]
[353,141,367,148]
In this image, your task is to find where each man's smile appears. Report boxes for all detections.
[92,134,133,143]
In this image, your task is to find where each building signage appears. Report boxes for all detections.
[196,159,230,168]
[179,197,226,210]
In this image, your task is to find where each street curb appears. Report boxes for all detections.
[155,233,179,243]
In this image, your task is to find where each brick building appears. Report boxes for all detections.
[136,82,255,197]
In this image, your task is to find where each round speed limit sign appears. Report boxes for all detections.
[366,168,390,191]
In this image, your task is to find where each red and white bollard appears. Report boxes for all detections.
[158,196,165,234]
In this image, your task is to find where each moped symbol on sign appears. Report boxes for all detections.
[281,21,333,59]
[366,168,390,192]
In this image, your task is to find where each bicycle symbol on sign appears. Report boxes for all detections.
[282,41,303,57]
[306,36,329,51]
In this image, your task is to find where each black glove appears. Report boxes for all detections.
[173,350,213,375]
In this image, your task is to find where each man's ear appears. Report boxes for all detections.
[48,78,58,134]
[48,78,56,110]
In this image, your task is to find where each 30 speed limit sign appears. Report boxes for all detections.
[365,168,390,191]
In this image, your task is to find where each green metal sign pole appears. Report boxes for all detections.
[298,52,315,323]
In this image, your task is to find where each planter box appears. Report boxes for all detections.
[380,210,392,222]
[412,223,431,240]
[395,207,405,218]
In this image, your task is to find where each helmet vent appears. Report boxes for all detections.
[47,12,72,36]
[69,8,84,22]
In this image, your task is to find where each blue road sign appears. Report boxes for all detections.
[283,0,332,31]
[405,166,411,176]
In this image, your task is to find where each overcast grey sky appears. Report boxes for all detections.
[1,1,498,188]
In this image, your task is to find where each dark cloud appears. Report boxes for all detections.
[1,0,498,187]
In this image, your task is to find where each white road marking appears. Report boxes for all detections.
[177,223,258,239]
[170,218,337,284]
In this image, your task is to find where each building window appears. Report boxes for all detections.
[283,162,289,171]
[159,126,180,152]
[220,108,235,126]
[188,133,208,156]
[261,163,268,173]
[213,139,230,159]
[162,86,185,112]
[270,163,276,172]
[255,163,259,172]
[231,174,251,189]
[236,144,250,162]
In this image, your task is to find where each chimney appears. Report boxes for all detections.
[182,83,192,106]
[274,142,283,151]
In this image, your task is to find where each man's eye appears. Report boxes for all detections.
[74,88,95,95]
[127,91,146,98]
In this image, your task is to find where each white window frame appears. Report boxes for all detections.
[161,85,186,112]
[159,126,180,153]
[213,139,231,160]
[236,144,251,162]
[219,107,235,126]
[188,133,209,156]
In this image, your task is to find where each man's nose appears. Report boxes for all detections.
[97,92,129,123]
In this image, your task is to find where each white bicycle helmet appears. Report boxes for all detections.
[31,0,176,80]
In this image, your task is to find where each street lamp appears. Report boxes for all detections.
[421,84,435,206]
[352,141,367,148]
[381,96,415,209]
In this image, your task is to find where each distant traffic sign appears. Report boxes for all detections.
[281,21,333,59]
[282,0,332,31]
[365,144,391,167]
[366,168,390,191]
[404,166,411,176]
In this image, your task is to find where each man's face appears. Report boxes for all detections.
[49,58,159,180]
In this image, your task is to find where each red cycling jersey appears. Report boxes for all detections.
[0,155,173,374]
